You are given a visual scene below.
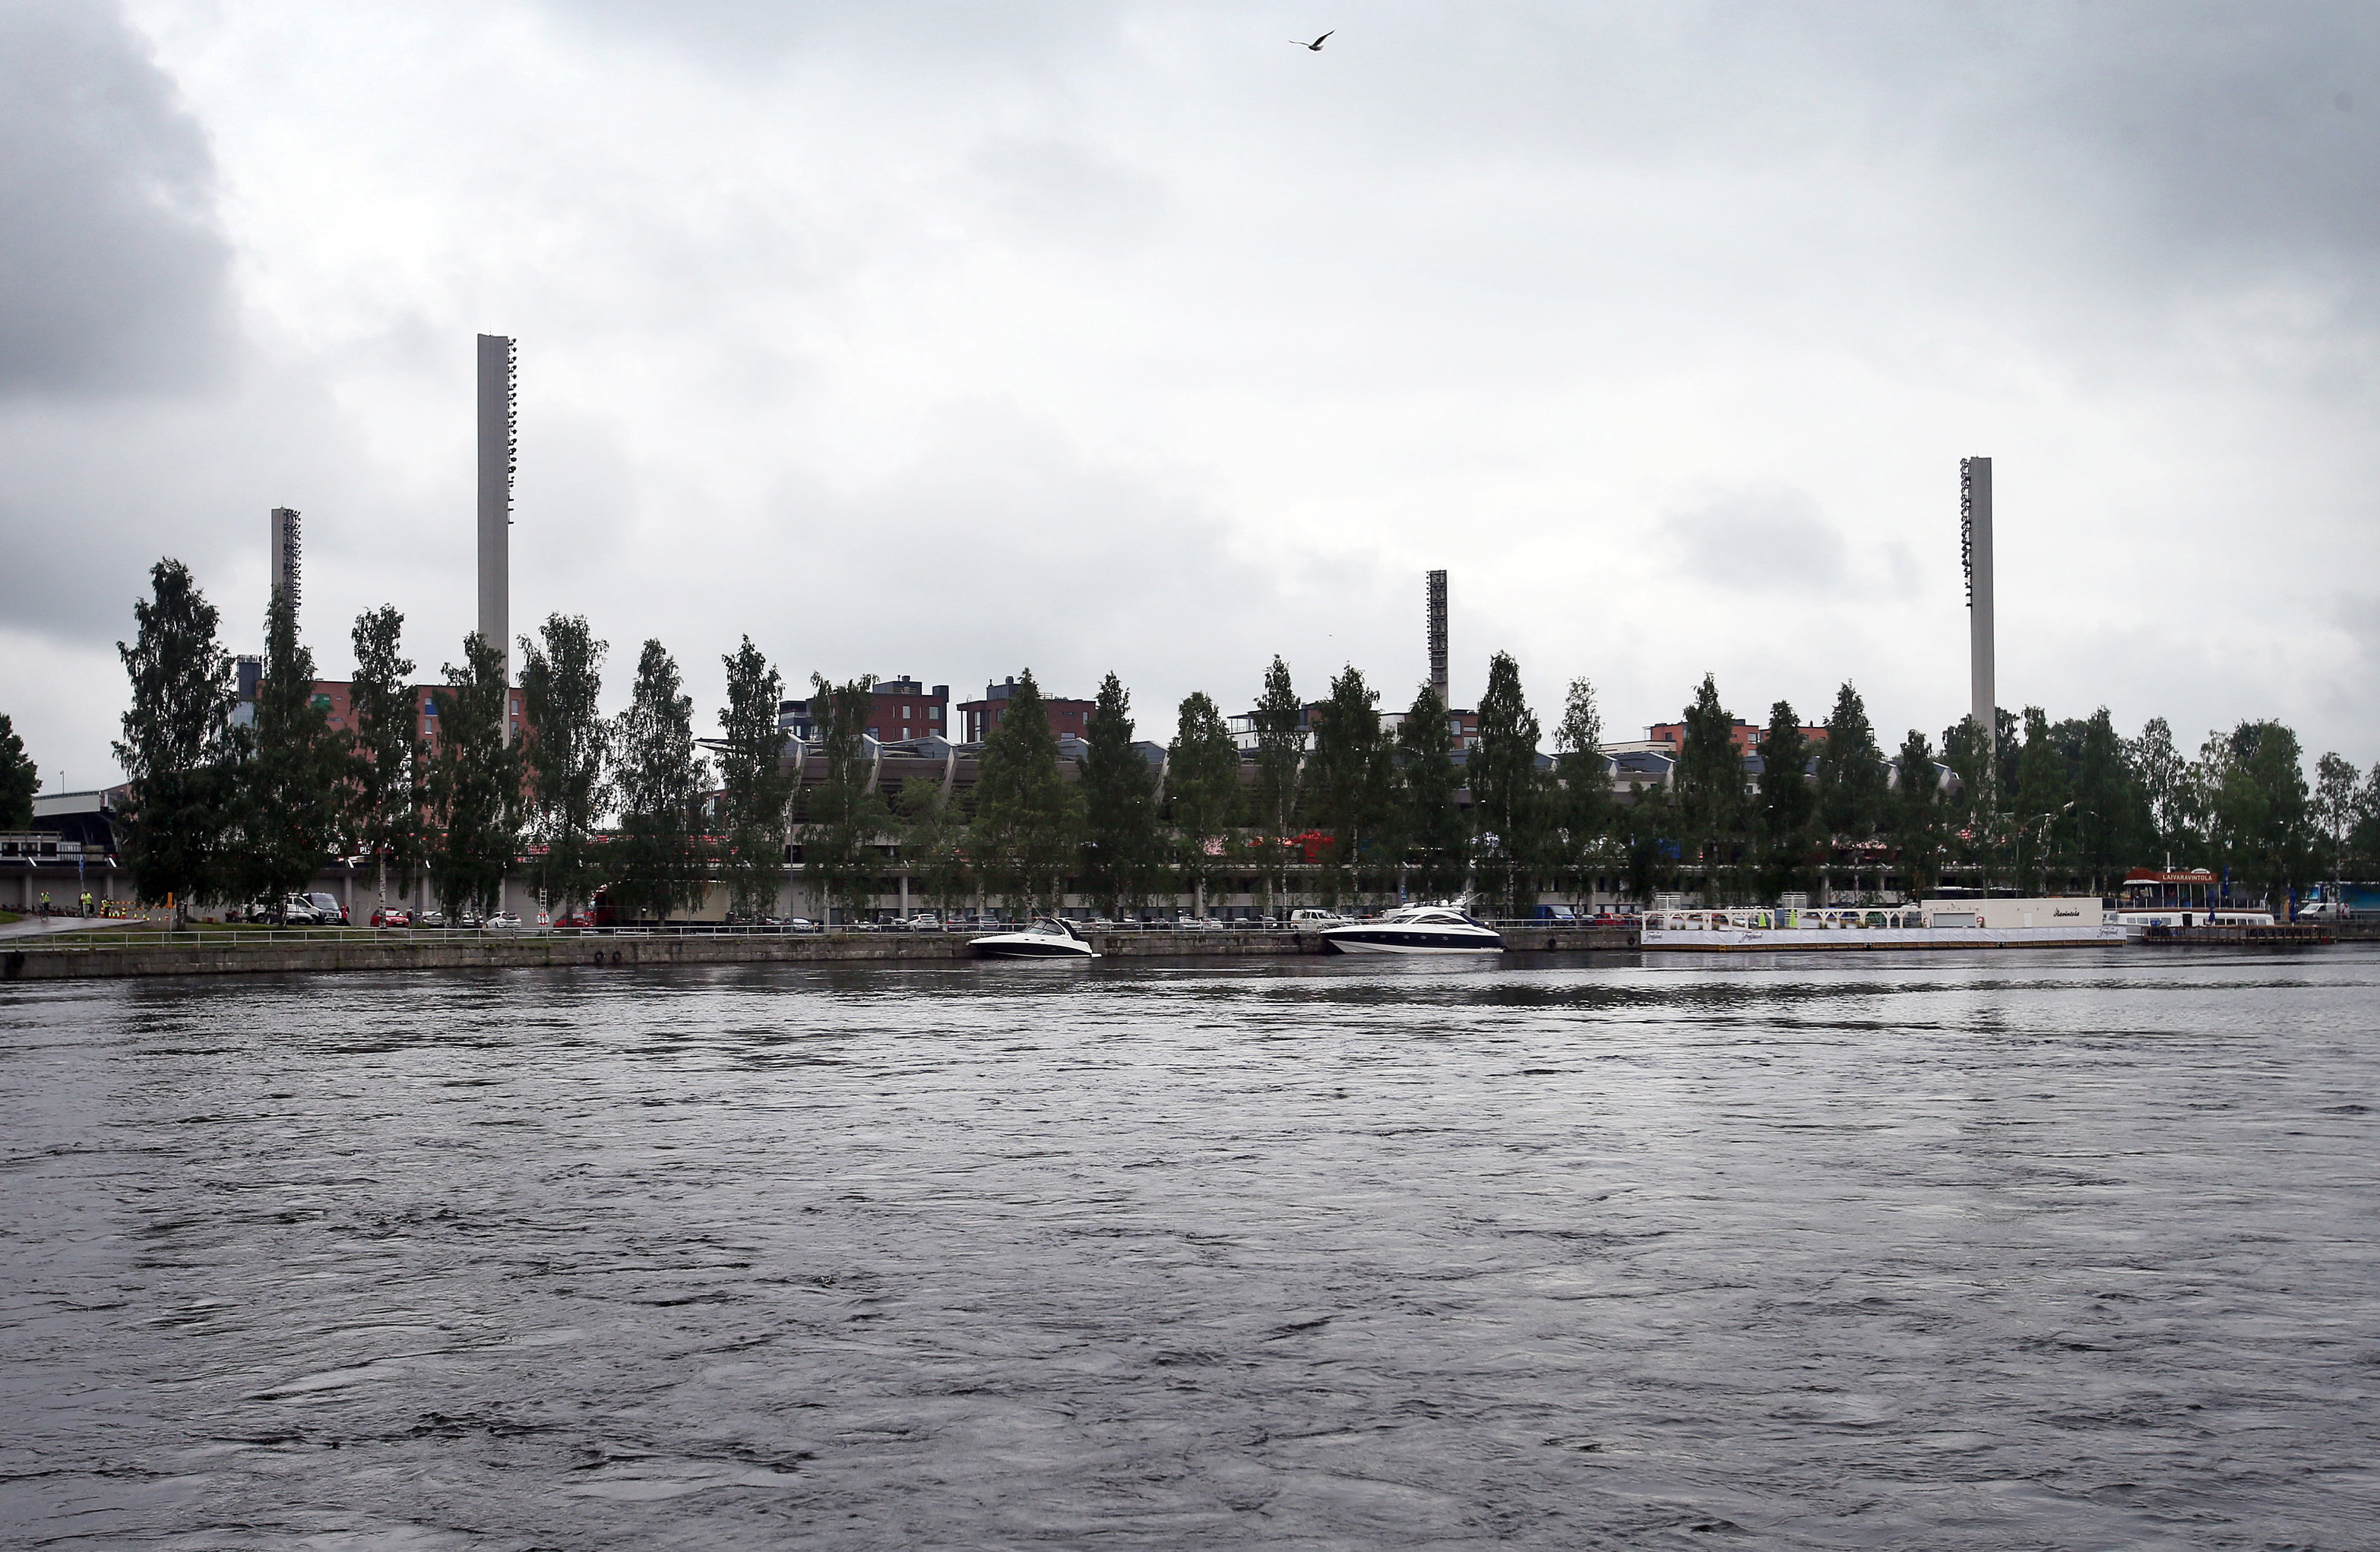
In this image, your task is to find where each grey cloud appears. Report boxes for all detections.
[0,2,232,396]
[547,0,1123,74]
[1662,487,1850,594]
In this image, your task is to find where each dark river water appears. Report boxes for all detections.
[4,947,2377,1550]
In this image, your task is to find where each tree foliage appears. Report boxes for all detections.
[350,605,421,909]
[1891,728,1943,899]
[609,640,707,922]
[1815,682,1887,842]
[2214,719,2312,905]
[897,774,973,919]
[1673,674,1742,902]
[1757,700,1815,902]
[1166,690,1241,915]
[1550,676,1613,909]
[1080,672,1160,917]
[1397,682,1470,903]
[1249,656,1302,908]
[226,588,350,912]
[426,631,524,918]
[1307,665,1395,906]
[519,614,609,918]
[0,713,36,832]
[716,637,796,921]
[1470,651,1544,919]
[971,669,1075,914]
[2313,752,2360,887]
[800,675,888,924]
[114,558,235,914]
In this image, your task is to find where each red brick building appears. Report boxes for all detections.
[777,678,951,744]
[959,677,1094,744]
[1644,718,1828,757]
[233,659,525,755]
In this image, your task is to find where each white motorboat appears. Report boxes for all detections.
[1318,905,1504,955]
[968,918,1100,960]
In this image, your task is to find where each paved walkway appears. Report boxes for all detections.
[0,915,149,942]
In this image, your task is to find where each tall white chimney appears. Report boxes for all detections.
[476,333,516,703]
[1961,457,1994,767]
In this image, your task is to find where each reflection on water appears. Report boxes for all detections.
[5,948,2378,1548]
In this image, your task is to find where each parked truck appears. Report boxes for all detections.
[2297,882,2380,921]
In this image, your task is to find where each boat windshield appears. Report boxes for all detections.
[1030,918,1076,937]
[1380,907,1476,927]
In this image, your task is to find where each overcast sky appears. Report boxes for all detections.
[6,1,2378,791]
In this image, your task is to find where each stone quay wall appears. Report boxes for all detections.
[2,924,1638,984]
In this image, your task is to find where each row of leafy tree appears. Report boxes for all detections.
[77,555,2380,921]
[101,558,783,922]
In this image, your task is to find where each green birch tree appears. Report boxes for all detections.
[1079,672,1159,918]
[1249,656,1302,913]
[1551,677,1614,912]
[1470,651,1545,920]
[717,637,797,921]
[1757,701,1816,902]
[971,669,1075,915]
[0,714,37,832]
[1307,665,1394,906]
[426,632,524,919]
[609,640,709,922]
[799,675,887,925]
[114,559,236,919]
[1166,691,1241,919]
[1891,728,1943,899]
[350,606,422,915]
[518,614,609,921]
[1397,683,1469,903]
[226,588,350,915]
[1672,674,1742,904]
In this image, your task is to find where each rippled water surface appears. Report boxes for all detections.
[5,947,2378,1549]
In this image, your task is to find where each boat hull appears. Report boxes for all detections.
[1321,928,1505,955]
[969,936,1098,960]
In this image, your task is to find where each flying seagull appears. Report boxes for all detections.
[1293,30,1332,50]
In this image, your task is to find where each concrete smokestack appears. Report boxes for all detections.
[1426,569,1448,704]
[476,333,517,700]
[270,507,302,615]
[1961,457,1994,770]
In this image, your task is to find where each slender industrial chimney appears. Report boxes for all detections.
[1426,568,1448,704]
[1961,457,1994,770]
[270,507,302,614]
[476,333,517,708]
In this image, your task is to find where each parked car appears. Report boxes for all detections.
[305,892,350,925]
[277,895,326,925]
[779,918,817,933]
[1289,909,1352,928]
[484,912,522,929]
[372,906,411,928]
[415,908,445,928]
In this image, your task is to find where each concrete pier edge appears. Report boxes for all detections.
[1,925,1644,982]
